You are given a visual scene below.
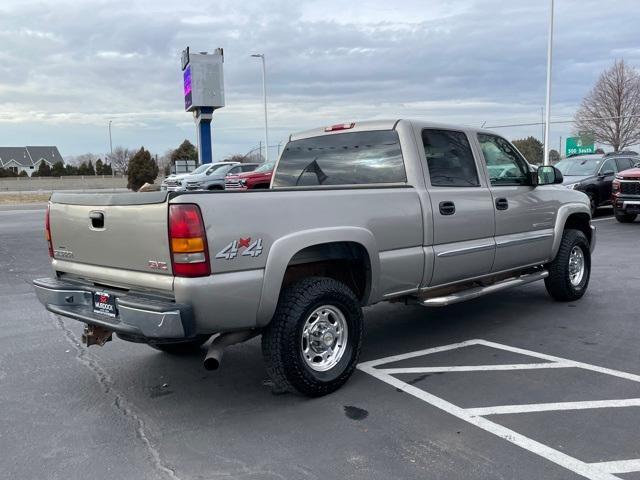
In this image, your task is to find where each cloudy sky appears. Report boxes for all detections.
[1,0,639,161]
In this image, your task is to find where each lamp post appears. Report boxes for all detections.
[108,120,114,177]
[543,0,554,166]
[251,53,269,163]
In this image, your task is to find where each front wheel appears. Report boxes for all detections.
[262,277,363,397]
[544,229,591,301]
[614,209,637,223]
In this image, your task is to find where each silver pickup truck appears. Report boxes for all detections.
[34,120,595,397]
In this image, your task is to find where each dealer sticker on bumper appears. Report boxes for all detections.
[93,291,117,318]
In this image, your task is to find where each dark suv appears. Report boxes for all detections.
[555,151,639,215]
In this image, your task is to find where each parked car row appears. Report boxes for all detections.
[161,161,275,192]
[554,151,639,218]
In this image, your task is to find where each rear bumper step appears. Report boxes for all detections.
[416,270,549,307]
[33,277,195,340]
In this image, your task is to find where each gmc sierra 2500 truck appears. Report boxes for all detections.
[34,120,595,397]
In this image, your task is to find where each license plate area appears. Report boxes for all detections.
[92,291,118,318]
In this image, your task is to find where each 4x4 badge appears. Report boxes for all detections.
[216,237,263,260]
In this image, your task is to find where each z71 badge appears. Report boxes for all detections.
[215,237,263,260]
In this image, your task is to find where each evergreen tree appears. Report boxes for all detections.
[95,158,103,175]
[35,161,52,177]
[127,147,159,190]
[51,161,65,177]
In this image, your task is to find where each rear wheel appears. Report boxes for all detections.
[262,277,363,397]
[614,209,637,223]
[149,335,210,354]
[545,229,591,301]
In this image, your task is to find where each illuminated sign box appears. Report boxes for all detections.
[182,48,225,112]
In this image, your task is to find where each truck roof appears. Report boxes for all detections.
[289,119,491,141]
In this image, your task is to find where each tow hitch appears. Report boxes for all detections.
[82,325,113,347]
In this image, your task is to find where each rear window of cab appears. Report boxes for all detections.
[272,130,407,187]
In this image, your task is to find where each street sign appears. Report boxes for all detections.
[566,136,595,156]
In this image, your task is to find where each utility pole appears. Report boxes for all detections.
[108,120,114,177]
[543,0,555,165]
[251,53,269,163]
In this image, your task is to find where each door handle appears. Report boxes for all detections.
[495,198,509,210]
[439,201,456,216]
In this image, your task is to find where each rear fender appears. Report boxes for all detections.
[255,227,379,326]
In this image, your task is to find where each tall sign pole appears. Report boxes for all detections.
[182,47,225,164]
[251,54,269,163]
[543,0,554,166]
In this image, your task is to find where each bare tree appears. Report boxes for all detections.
[574,59,640,151]
[107,146,133,175]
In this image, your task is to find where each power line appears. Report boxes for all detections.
[485,114,640,129]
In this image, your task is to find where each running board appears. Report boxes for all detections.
[416,270,549,307]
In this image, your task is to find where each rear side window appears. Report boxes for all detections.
[616,158,634,171]
[272,130,406,187]
[422,129,480,187]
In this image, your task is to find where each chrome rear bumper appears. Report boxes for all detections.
[33,277,195,340]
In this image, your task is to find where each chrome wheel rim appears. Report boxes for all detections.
[568,246,585,286]
[301,305,348,372]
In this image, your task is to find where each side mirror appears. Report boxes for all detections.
[601,170,615,177]
[536,165,563,186]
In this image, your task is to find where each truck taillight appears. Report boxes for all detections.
[45,203,54,258]
[168,204,211,277]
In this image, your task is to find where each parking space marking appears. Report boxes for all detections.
[466,398,640,416]
[358,339,640,480]
[381,362,572,375]
[589,459,640,475]
[591,216,616,223]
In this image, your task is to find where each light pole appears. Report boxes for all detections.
[251,53,269,163]
[108,120,114,177]
[543,0,554,165]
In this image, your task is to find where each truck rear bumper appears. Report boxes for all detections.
[33,277,195,340]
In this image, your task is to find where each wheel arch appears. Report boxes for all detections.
[256,228,379,326]
[551,203,593,259]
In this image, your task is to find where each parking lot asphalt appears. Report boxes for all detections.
[1,206,638,480]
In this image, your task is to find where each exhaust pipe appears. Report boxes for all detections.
[203,330,259,371]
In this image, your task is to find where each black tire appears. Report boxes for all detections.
[261,277,363,397]
[149,335,210,354]
[544,229,591,301]
[614,209,637,223]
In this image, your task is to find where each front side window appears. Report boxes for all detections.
[272,130,406,187]
[599,158,617,175]
[422,129,479,187]
[478,134,530,186]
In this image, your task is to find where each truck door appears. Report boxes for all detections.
[475,133,556,272]
[421,128,496,286]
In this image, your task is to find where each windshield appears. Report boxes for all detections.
[189,164,210,175]
[205,163,232,175]
[254,162,275,173]
[555,158,602,176]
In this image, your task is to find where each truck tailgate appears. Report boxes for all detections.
[49,191,173,275]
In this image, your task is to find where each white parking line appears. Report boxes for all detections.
[381,362,572,375]
[589,459,640,474]
[591,216,615,222]
[466,398,640,416]
[358,339,640,480]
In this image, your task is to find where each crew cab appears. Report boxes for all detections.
[225,161,274,190]
[34,120,596,397]
[612,161,640,223]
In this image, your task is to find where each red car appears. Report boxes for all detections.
[612,161,640,223]
[225,162,274,190]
